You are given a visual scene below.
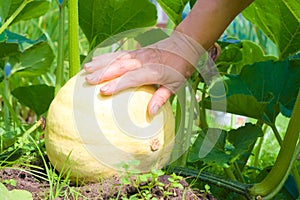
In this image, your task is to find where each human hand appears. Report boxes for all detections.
[84,31,219,116]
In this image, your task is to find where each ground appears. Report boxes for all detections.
[0,168,217,200]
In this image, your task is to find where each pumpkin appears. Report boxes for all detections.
[45,70,175,182]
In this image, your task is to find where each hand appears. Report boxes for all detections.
[84,31,219,116]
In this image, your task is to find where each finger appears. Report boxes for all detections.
[84,51,131,73]
[85,58,142,84]
[99,65,163,95]
[147,86,173,116]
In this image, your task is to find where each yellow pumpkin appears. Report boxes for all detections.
[45,70,175,182]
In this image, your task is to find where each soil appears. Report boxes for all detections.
[0,168,216,200]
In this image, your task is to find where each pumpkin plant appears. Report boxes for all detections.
[50,0,300,198]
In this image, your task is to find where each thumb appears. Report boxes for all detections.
[148,86,173,116]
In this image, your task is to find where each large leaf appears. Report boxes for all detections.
[0,0,11,20]
[216,40,277,74]
[135,28,169,47]
[4,30,47,48]
[0,30,48,68]
[0,42,21,66]
[79,0,157,49]
[209,57,300,123]
[12,42,54,77]
[4,0,51,24]
[0,182,32,200]
[227,123,263,160]
[188,124,262,167]
[12,84,54,115]
[243,0,300,59]
[156,0,189,25]
[188,129,230,167]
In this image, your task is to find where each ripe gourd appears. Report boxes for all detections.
[45,70,175,182]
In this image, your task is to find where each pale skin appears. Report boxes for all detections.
[84,0,254,116]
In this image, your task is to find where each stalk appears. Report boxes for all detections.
[55,2,66,94]
[262,142,300,200]
[253,136,264,167]
[292,166,300,193]
[249,91,300,197]
[234,161,246,183]
[200,84,208,129]
[20,118,44,145]
[224,167,237,181]
[179,78,201,166]
[68,0,80,77]
[3,75,10,132]
[170,86,186,165]
[0,0,33,34]
[270,123,282,146]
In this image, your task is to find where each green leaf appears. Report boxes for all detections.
[0,42,21,65]
[135,28,169,47]
[0,182,10,200]
[156,0,189,25]
[227,123,263,161]
[6,0,51,24]
[188,124,263,168]
[0,181,32,200]
[188,129,230,168]
[216,40,276,74]
[11,84,54,115]
[0,30,48,68]
[0,128,18,150]
[12,42,54,77]
[4,30,47,48]
[209,57,300,123]
[78,0,157,49]
[243,0,300,59]
[215,44,243,73]
[0,0,11,20]
[9,189,33,200]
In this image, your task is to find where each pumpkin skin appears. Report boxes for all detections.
[45,70,175,182]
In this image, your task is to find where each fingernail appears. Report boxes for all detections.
[85,75,92,81]
[100,85,110,93]
[84,64,91,70]
[150,104,160,116]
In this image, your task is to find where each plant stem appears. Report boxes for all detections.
[20,118,44,145]
[68,0,80,78]
[179,78,201,166]
[253,136,264,168]
[253,124,267,167]
[234,161,246,183]
[0,0,33,34]
[55,3,66,94]
[224,167,237,181]
[249,91,300,198]
[170,86,186,165]
[200,84,208,129]
[3,76,10,131]
[292,166,300,193]
[262,142,300,200]
[270,123,282,146]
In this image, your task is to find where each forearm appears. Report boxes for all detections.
[175,0,254,49]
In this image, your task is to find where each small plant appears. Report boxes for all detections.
[120,161,185,199]
[2,179,17,187]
